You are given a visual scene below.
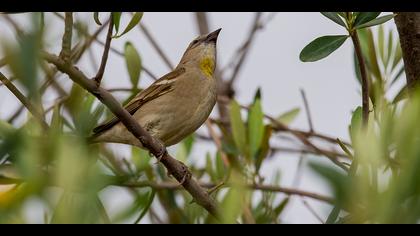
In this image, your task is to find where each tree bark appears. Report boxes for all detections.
[394,12,420,92]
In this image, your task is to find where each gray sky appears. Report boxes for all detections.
[0,12,398,223]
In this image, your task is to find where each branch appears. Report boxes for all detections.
[195,12,210,35]
[139,23,174,70]
[394,12,420,93]
[52,12,158,81]
[42,52,220,219]
[120,180,334,204]
[350,21,369,127]
[300,88,314,133]
[59,12,73,63]
[227,12,263,87]
[0,71,49,129]
[93,14,113,85]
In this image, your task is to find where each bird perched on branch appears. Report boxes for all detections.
[91,28,221,148]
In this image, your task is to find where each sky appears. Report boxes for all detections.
[0,12,399,223]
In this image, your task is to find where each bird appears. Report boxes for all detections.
[91,28,221,149]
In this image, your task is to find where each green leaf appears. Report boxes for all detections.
[215,151,226,180]
[131,147,150,172]
[255,125,272,173]
[229,100,247,156]
[274,197,290,216]
[248,99,264,159]
[276,108,300,125]
[206,152,216,182]
[355,14,395,29]
[390,65,405,87]
[321,12,346,27]
[114,12,144,38]
[350,106,362,143]
[93,12,102,25]
[124,42,142,88]
[378,25,385,65]
[354,12,381,27]
[392,85,408,104]
[392,41,402,70]
[300,35,349,62]
[112,12,122,34]
[385,29,394,68]
[337,138,353,159]
[366,28,382,81]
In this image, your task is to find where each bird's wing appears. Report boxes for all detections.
[92,67,186,136]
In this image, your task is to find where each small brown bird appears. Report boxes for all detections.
[92,28,221,148]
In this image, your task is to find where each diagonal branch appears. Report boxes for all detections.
[0,71,49,129]
[93,14,113,85]
[42,52,220,219]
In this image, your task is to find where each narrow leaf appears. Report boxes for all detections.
[355,14,395,29]
[321,12,346,27]
[229,100,247,156]
[392,41,402,70]
[248,99,264,159]
[112,12,122,35]
[276,108,300,125]
[114,12,144,38]
[300,35,349,62]
[124,42,142,88]
[354,12,381,27]
[93,12,102,25]
[378,25,385,65]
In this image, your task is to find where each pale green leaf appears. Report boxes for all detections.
[229,100,247,156]
[276,108,300,125]
[114,12,144,38]
[124,42,142,88]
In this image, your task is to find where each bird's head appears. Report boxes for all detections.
[179,28,221,77]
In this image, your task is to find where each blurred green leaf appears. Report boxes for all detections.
[355,14,395,29]
[112,12,122,35]
[321,12,346,27]
[114,12,144,38]
[274,197,290,216]
[392,85,408,104]
[215,151,226,181]
[255,125,272,173]
[124,42,142,89]
[378,25,385,65]
[392,41,402,70]
[131,147,151,173]
[300,35,349,62]
[248,99,264,160]
[220,186,244,223]
[350,106,362,143]
[390,66,405,87]
[354,12,381,28]
[366,29,382,81]
[93,12,102,25]
[229,100,247,157]
[205,152,216,182]
[276,107,300,125]
[386,29,394,68]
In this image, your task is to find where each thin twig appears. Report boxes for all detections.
[43,52,220,219]
[120,181,334,204]
[227,12,263,87]
[93,14,113,85]
[139,23,174,70]
[301,198,325,224]
[0,72,49,129]
[300,88,314,133]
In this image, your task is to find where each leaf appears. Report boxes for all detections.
[131,147,150,172]
[229,100,247,156]
[274,197,290,216]
[386,29,394,68]
[354,12,381,27]
[300,35,349,62]
[112,12,122,35]
[350,106,362,143]
[248,99,264,159]
[392,41,402,70]
[378,25,385,65]
[215,151,226,180]
[321,12,346,27]
[390,65,405,87]
[93,12,102,25]
[114,12,144,38]
[205,152,216,182]
[366,29,382,81]
[124,42,142,88]
[355,14,396,29]
[255,125,272,173]
[392,85,408,104]
[276,108,300,125]
[337,138,353,159]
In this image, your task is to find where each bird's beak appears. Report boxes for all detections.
[205,28,222,43]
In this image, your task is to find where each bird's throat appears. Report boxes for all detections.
[199,57,214,77]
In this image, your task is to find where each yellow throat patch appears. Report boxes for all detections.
[199,57,214,77]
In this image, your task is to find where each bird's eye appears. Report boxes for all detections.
[192,39,199,45]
